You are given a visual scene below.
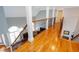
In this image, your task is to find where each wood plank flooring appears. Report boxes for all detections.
[16,22,79,52]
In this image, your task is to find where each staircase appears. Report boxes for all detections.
[11,24,46,51]
[0,9,54,51]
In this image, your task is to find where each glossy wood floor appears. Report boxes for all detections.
[16,22,79,52]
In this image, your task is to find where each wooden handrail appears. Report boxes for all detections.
[11,24,27,46]
[32,17,53,23]
[72,34,79,40]
[33,19,47,23]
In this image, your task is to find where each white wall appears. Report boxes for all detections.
[3,6,26,17]
[6,17,26,28]
[3,6,54,18]
[74,18,79,36]
[64,7,79,17]
[32,6,46,17]
[0,6,10,46]
[0,7,8,34]
[5,6,53,31]
[61,7,79,39]
[61,17,78,38]
[3,6,46,17]
[3,6,47,31]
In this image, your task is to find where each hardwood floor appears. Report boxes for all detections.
[0,45,11,52]
[16,22,79,52]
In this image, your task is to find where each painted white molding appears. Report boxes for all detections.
[46,6,49,30]
[1,34,7,45]
[25,6,34,42]
[52,8,56,26]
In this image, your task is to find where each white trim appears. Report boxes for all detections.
[25,6,34,42]
[1,34,6,45]
[46,6,49,30]
[52,8,55,26]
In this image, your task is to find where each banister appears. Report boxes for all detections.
[71,34,79,40]
[32,17,53,23]
[11,24,27,46]
[11,17,54,46]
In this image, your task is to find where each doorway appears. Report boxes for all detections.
[55,9,64,23]
[55,9,64,36]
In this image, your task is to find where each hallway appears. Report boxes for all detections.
[16,22,79,52]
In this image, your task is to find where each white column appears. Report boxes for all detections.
[52,8,55,26]
[46,6,49,30]
[25,6,34,42]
